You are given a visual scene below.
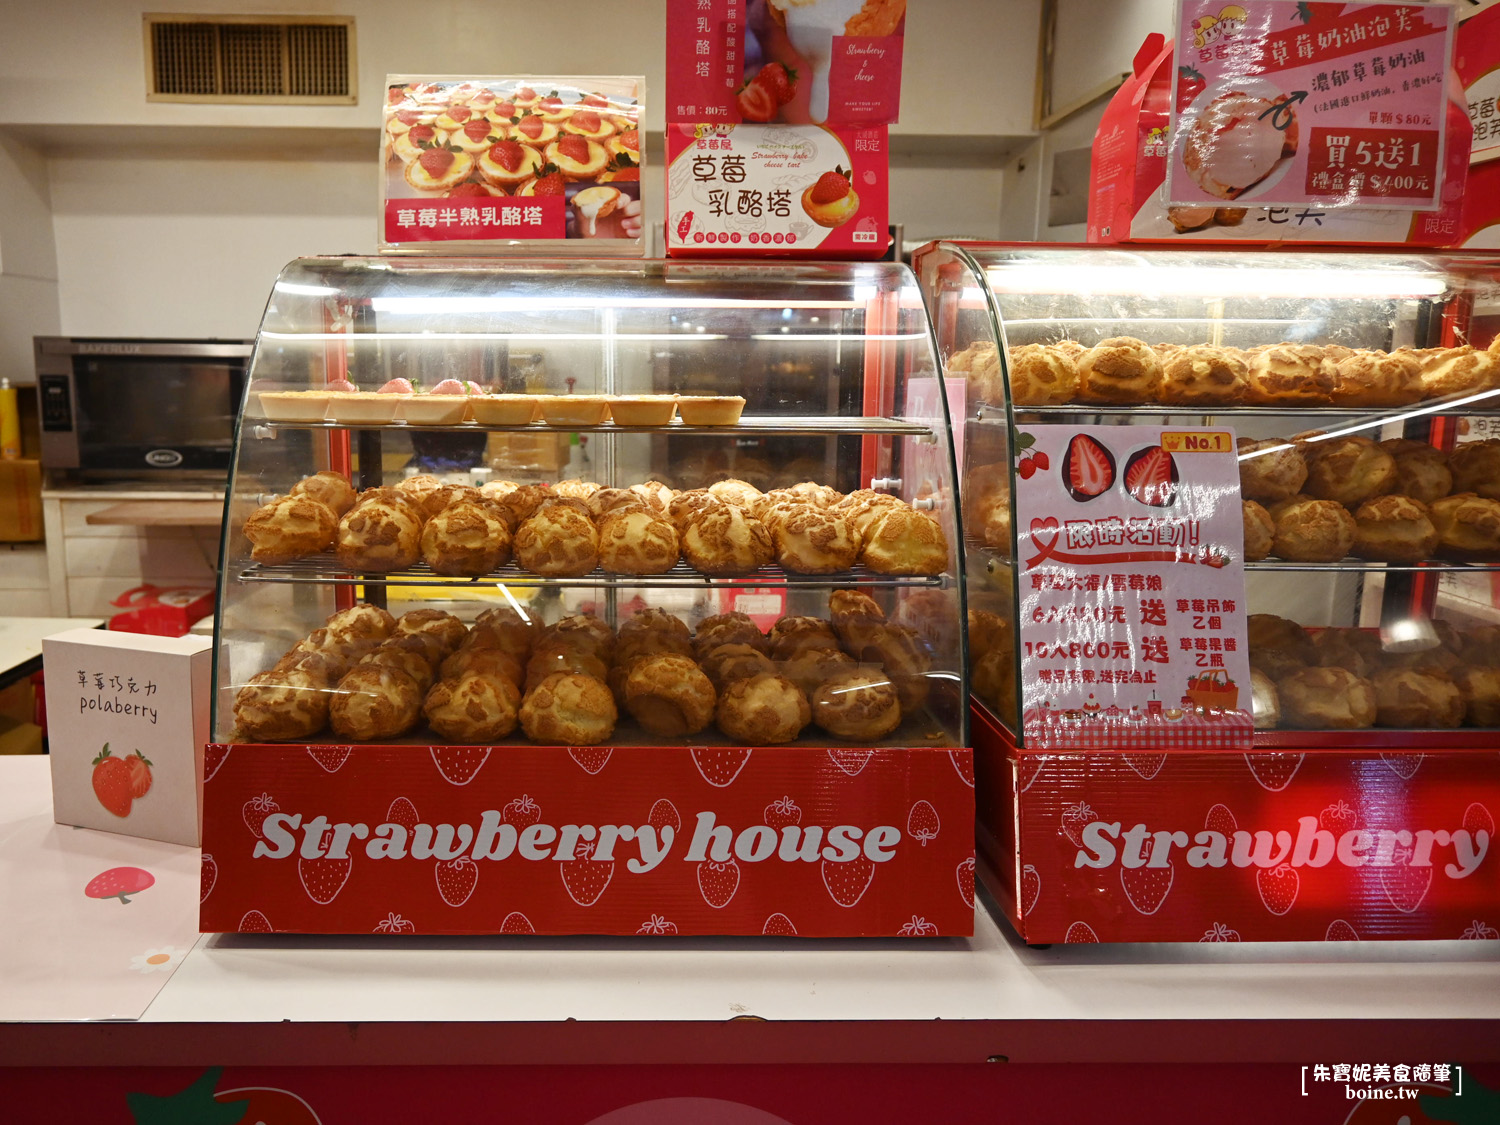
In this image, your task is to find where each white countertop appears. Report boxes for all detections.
[1,754,1496,1066]
[0,616,104,672]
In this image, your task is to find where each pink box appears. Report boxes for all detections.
[665,123,888,258]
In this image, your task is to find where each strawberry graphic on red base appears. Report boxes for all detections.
[436,856,479,907]
[200,855,217,904]
[907,799,940,845]
[203,744,231,782]
[827,748,872,776]
[1380,751,1424,780]
[956,856,977,909]
[307,745,350,773]
[1020,863,1041,916]
[648,798,681,835]
[637,914,680,935]
[560,840,614,906]
[298,855,351,905]
[1244,752,1303,791]
[691,746,751,787]
[1257,862,1299,915]
[1064,920,1100,943]
[1199,922,1241,942]
[763,912,798,936]
[500,911,536,934]
[764,796,801,828]
[1120,862,1174,916]
[373,912,415,934]
[238,909,273,933]
[386,797,419,830]
[242,792,279,839]
[951,748,977,788]
[1325,918,1359,941]
[501,793,542,828]
[1123,752,1165,780]
[1060,801,1096,848]
[1463,801,1495,840]
[1380,846,1432,914]
[1205,802,1237,836]
[897,916,939,936]
[1320,799,1358,834]
[822,855,875,908]
[431,746,490,786]
[568,746,612,775]
[698,859,741,909]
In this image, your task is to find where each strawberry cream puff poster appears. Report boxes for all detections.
[1013,425,1254,751]
[1166,2,1455,211]
[381,76,645,255]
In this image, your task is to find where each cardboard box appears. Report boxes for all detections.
[0,459,42,542]
[42,628,212,847]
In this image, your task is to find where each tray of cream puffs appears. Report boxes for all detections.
[1240,434,1500,566]
[230,591,948,748]
[1247,615,1500,732]
[948,336,1500,410]
[239,471,952,585]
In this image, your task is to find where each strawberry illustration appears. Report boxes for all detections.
[200,854,217,904]
[126,751,154,798]
[1256,862,1299,915]
[1064,920,1100,943]
[691,746,751,787]
[1243,752,1303,792]
[637,914,680,935]
[1015,754,1042,792]
[1063,433,1116,501]
[242,792,279,839]
[1123,446,1178,507]
[809,166,852,205]
[764,796,801,829]
[1461,919,1499,940]
[1380,751,1423,780]
[1123,752,1165,780]
[501,794,542,828]
[827,748,873,776]
[85,866,154,904]
[1176,64,1206,112]
[560,839,614,906]
[238,909,273,933]
[735,79,777,122]
[1200,922,1241,942]
[203,744,231,781]
[897,916,939,936]
[307,745,350,773]
[754,61,798,105]
[821,855,876,908]
[1325,918,1360,941]
[373,912,415,933]
[431,746,490,786]
[567,746,612,775]
[1379,846,1432,914]
[648,798,681,834]
[763,912,798,936]
[676,210,695,241]
[436,855,479,907]
[698,859,741,909]
[1205,802,1237,835]
[386,797,419,830]
[1020,863,1040,916]
[957,855,977,909]
[907,799,941,845]
[1319,799,1358,834]
[298,855,351,905]
[1464,801,1496,839]
[1017,457,1038,481]
[500,911,535,934]
[91,745,133,818]
[1059,801,1096,849]
[1120,862,1174,915]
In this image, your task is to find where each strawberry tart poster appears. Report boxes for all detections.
[1167,1,1454,210]
[1013,425,1254,751]
[380,75,644,253]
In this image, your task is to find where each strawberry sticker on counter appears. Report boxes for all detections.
[1013,424,1253,750]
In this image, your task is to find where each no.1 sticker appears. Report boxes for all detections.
[1013,424,1253,751]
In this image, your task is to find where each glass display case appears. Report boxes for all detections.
[916,243,1500,749]
[216,257,966,751]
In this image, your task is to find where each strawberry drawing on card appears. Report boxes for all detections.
[1243,752,1303,792]
[1319,799,1358,834]
[1379,846,1432,914]
[1463,801,1495,840]
[238,909,273,933]
[298,855,351,905]
[1064,920,1099,943]
[500,794,542,828]
[637,914,679,935]
[764,796,801,829]
[560,840,614,906]
[431,746,490,786]
[242,793,279,839]
[1204,802,1237,835]
[203,745,231,782]
[1380,751,1423,780]
[1123,752,1166,780]
[307,745,351,773]
[897,916,939,937]
[374,912,415,934]
[1060,801,1096,848]
[1014,754,1041,792]
[691,746,751,787]
[386,797,419,830]
[951,748,976,788]
[822,855,875,908]
[763,912,797,936]
[199,855,217,904]
[500,911,536,934]
[1256,862,1299,915]
[1020,863,1040,916]
[1120,858,1173,916]
[957,856,977,909]
[1325,919,1359,942]
[827,748,873,776]
[698,859,740,909]
[648,798,681,835]
[1460,920,1499,940]
[1199,922,1240,942]
[568,746,612,775]
[436,856,478,907]
[907,800,940,845]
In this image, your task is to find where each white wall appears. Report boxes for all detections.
[0,137,60,382]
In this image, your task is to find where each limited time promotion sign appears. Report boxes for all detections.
[1168,1,1455,209]
[1014,426,1252,751]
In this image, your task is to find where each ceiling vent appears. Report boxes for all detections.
[144,15,356,104]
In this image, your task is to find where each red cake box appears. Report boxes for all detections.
[201,741,976,937]
[974,706,1500,943]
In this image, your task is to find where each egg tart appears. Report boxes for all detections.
[478,139,543,191]
[546,134,609,181]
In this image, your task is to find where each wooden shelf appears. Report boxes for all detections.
[84,501,224,528]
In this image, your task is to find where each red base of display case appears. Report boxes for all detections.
[972,703,1500,943]
[201,741,976,937]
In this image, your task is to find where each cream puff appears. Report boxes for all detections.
[1331,349,1422,408]
[1159,345,1249,406]
[1076,336,1162,403]
[545,134,609,181]
[478,139,544,191]
[404,147,474,193]
[1245,345,1335,406]
[1006,344,1077,406]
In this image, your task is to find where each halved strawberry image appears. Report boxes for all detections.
[1063,433,1116,502]
[1123,446,1179,507]
[735,79,777,122]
